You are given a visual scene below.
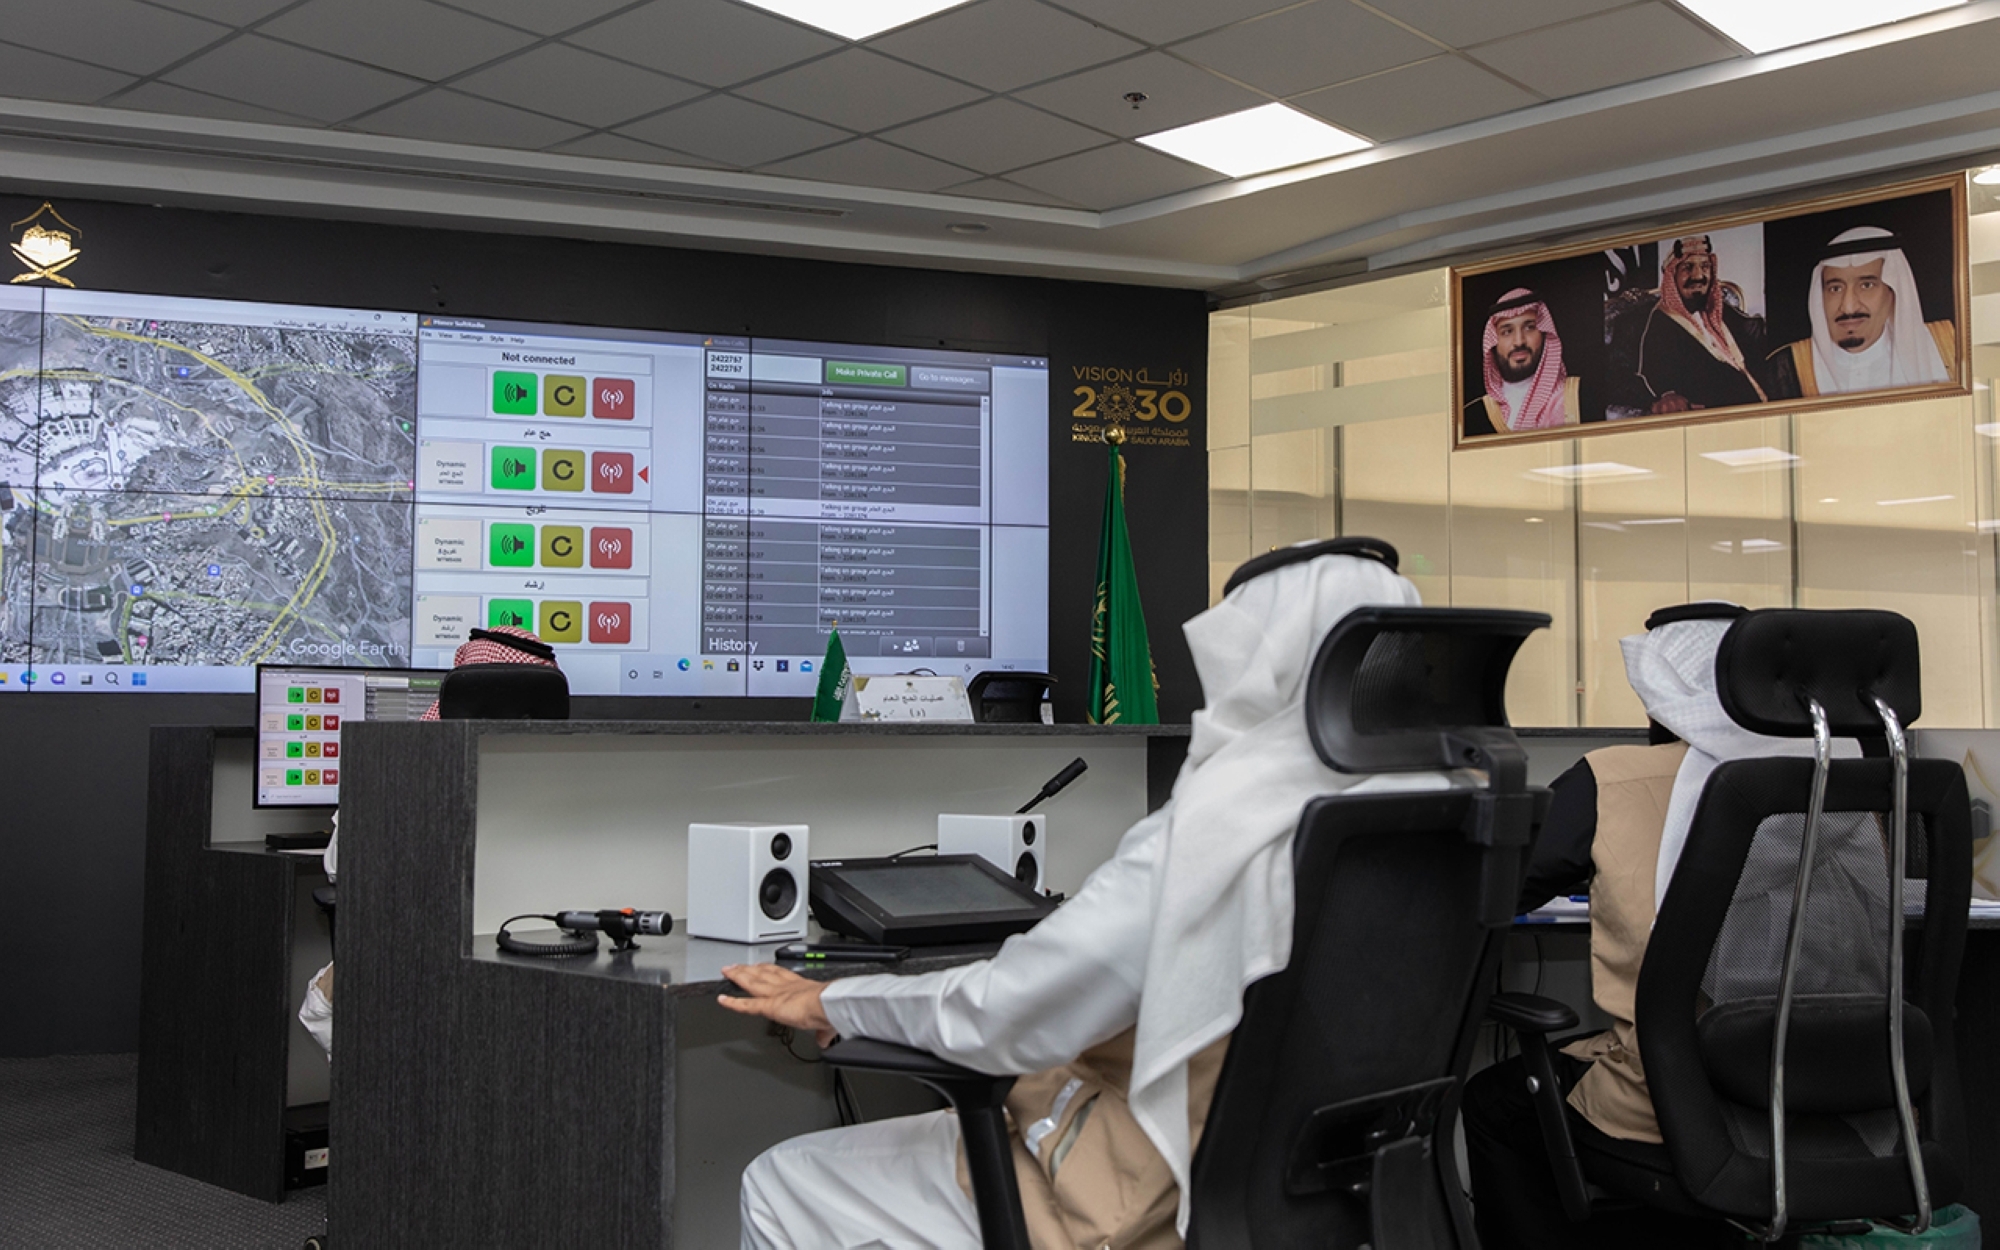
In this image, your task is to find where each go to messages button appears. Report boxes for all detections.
[825,361,906,387]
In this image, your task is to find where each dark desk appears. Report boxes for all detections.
[330,719,1179,1248]
[135,726,334,1202]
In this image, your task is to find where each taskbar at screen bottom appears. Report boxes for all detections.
[0,655,1051,698]
[0,663,258,692]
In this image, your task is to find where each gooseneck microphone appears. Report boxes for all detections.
[1017,758,1089,814]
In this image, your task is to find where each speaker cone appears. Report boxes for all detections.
[760,868,798,920]
[1014,852,1037,886]
[1021,820,1037,846]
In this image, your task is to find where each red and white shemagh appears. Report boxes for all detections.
[419,624,559,720]
[1480,292,1569,431]
[1658,246,1760,392]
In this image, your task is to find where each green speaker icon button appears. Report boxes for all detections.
[494,371,537,415]
[491,523,535,567]
[492,445,536,491]
[488,599,533,630]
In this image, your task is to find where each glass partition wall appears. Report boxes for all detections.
[1209,186,2000,728]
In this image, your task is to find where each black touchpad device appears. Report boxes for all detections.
[809,854,1057,946]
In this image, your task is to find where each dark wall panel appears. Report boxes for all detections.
[0,197,1206,1055]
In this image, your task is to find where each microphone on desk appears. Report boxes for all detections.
[1017,758,1088,814]
[555,909,674,951]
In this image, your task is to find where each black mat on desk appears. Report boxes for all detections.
[0,1054,326,1247]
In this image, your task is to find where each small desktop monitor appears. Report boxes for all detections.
[254,664,446,807]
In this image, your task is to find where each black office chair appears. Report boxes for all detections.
[435,662,570,720]
[1492,608,1971,1241]
[825,605,1553,1249]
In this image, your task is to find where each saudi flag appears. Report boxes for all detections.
[1088,443,1158,725]
[810,623,851,722]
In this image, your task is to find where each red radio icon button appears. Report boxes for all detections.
[591,451,635,494]
[592,377,635,420]
[589,526,634,569]
[588,602,633,645]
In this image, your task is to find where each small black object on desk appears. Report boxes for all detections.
[809,854,1056,945]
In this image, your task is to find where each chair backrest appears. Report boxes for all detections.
[436,663,571,720]
[1638,608,1970,1232]
[1187,606,1550,1250]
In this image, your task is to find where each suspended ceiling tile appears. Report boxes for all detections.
[1045,0,1303,45]
[880,97,1109,175]
[0,42,135,105]
[431,0,638,36]
[938,176,1084,208]
[734,49,986,134]
[145,0,296,23]
[1470,3,1737,99]
[616,93,851,167]
[345,88,588,148]
[546,131,729,167]
[761,138,977,192]
[3,0,228,77]
[1171,0,1440,96]
[869,0,1143,93]
[1363,0,1637,51]
[104,80,313,124]
[163,35,419,123]
[455,43,704,128]
[566,0,841,89]
[259,0,538,82]
[1004,140,1223,209]
[1013,51,1266,139]
[1291,55,1538,142]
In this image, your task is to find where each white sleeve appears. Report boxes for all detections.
[820,811,1163,1076]
[322,810,338,883]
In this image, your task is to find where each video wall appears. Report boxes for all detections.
[0,289,1050,697]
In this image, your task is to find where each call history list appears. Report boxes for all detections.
[410,319,1050,696]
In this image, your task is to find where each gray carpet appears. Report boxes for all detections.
[0,1054,325,1248]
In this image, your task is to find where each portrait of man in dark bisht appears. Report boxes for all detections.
[1606,231,1770,417]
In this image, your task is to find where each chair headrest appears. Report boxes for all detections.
[1714,608,1920,737]
[1305,607,1548,777]
[437,664,571,720]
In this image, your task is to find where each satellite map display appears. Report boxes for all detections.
[0,296,417,669]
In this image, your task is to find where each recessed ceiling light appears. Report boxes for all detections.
[1878,494,1955,506]
[1622,517,1686,526]
[1977,169,2000,186]
[1675,0,1964,53]
[947,222,990,235]
[1699,446,1799,467]
[1976,423,2000,438]
[1524,516,1545,523]
[1819,497,1840,504]
[1136,103,1370,178]
[736,0,973,40]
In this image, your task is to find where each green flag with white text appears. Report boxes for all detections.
[811,624,850,722]
[1088,444,1158,725]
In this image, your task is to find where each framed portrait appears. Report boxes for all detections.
[1451,173,1969,448]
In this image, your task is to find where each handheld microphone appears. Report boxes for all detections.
[1017,757,1088,814]
[556,908,674,951]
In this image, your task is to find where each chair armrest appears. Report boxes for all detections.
[820,1038,1029,1249]
[1487,991,1580,1037]
[821,1037,1003,1084]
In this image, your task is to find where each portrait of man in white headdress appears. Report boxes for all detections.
[1766,225,1957,398]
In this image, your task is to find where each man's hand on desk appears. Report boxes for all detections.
[719,965,837,1048]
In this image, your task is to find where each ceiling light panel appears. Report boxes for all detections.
[737,0,974,40]
[1674,0,1964,53]
[1136,103,1369,178]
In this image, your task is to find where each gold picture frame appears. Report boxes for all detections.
[1451,172,1970,449]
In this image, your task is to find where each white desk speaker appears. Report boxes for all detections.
[687,823,809,943]
[937,813,1044,892]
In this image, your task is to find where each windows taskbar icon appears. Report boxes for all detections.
[14,668,147,687]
